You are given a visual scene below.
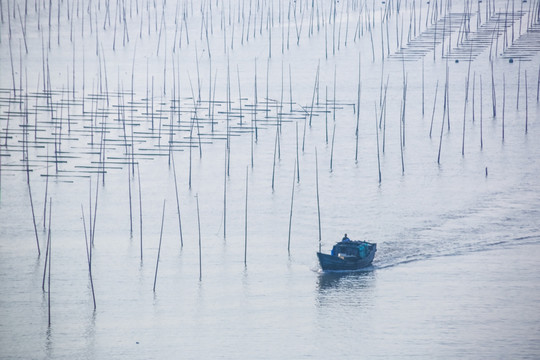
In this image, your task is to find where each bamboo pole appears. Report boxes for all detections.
[491,59,496,117]
[196,194,202,281]
[171,153,184,249]
[137,164,144,260]
[330,123,336,172]
[375,102,381,183]
[308,61,320,127]
[438,84,446,164]
[536,65,540,102]
[502,73,506,141]
[525,70,528,133]
[462,75,469,156]
[480,75,484,150]
[325,86,328,144]
[355,54,361,162]
[47,206,51,327]
[287,160,297,254]
[42,213,51,292]
[153,199,166,292]
[42,146,50,229]
[296,122,300,182]
[315,148,322,253]
[82,205,96,310]
[399,100,405,174]
[223,142,227,239]
[429,80,439,138]
[244,167,249,265]
[517,60,521,109]
[26,157,40,256]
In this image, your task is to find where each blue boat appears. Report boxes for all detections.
[317,239,377,271]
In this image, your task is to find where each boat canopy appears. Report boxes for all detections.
[331,241,371,258]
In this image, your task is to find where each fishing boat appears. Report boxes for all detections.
[317,238,377,271]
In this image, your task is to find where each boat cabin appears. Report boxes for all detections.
[331,241,370,259]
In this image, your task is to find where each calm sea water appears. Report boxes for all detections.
[1,0,540,358]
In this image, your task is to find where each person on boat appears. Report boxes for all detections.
[342,233,350,242]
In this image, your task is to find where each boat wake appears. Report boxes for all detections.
[373,234,540,270]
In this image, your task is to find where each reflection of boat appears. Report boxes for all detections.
[317,240,377,271]
[317,270,373,291]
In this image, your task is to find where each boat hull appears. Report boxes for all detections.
[317,244,376,271]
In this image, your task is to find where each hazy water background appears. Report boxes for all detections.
[1,0,540,358]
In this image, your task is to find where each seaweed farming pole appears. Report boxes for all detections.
[381,77,389,153]
[42,208,52,292]
[438,82,447,164]
[308,61,320,128]
[480,75,484,150]
[0,133,2,202]
[401,70,408,148]
[315,148,322,253]
[399,100,405,175]
[535,63,540,103]
[375,102,381,183]
[82,205,96,310]
[325,87,329,144]
[462,73,470,156]
[289,64,293,112]
[196,194,202,281]
[287,160,297,255]
[26,155,40,256]
[490,60,496,117]
[244,167,249,266]
[42,147,50,229]
[446,61,451,131]
[237,65,243,125]
[254,58,258,140]
[330,123,336,172]
[296,122,300,182]
[137,164,144,261]
[422,58,425,116]
[333,65,336,123]
[525,70,528,134]
[517,60,521,109]
[472,73,476,123]
[46,199,52,327]
[153,200,166,292]
[271,126,279,191]
[171,154,183,249]
[502,74,506,141]
[355,54,361,162]
[429,80,439,138]
[537,64,540,103]
[223,139,228,240]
